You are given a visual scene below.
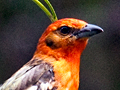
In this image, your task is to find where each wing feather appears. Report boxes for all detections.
[0,59,57,90]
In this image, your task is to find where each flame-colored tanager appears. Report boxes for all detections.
[0,18,103,90]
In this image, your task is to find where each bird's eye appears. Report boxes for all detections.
[59,26,71,35]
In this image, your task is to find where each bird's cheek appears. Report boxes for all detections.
[45,32,78,49]
[45,33,63,49]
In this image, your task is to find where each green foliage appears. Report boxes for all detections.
[32,0,58,22]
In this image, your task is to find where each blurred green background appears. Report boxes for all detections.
[0,0,120,90]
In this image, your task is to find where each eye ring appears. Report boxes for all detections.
[59,26,71,35]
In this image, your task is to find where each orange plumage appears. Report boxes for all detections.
[0,18,103,90]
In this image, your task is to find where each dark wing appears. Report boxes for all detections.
[0,59,57,90]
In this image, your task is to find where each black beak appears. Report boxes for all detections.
[73,24,104,39]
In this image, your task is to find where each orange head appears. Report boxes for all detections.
[35,18,103,60]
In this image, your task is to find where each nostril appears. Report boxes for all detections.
[85,25,87,27]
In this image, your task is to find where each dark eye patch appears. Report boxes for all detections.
[59,26,71,35]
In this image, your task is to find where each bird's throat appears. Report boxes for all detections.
[34,39,88,90]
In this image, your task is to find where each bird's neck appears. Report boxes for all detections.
[35,39,88,59]
[34,40,88,90]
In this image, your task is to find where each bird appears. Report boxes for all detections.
[0,18,103,90]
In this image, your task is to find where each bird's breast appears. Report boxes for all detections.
[52,58,80,90]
